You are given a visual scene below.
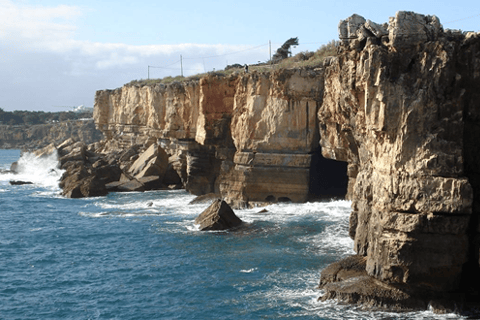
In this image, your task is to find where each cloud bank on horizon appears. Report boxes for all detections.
[1,0,479,112]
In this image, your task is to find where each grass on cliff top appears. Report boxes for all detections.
[127,40,338,87]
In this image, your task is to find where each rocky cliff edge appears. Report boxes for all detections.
[93,69,348,208]
[318,11,480,312]
[89,10,480,313]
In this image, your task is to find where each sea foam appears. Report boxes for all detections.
[0,152,64,189]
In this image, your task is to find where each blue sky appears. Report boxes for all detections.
[1,0,479,111]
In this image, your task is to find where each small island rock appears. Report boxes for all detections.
[194,199,243,231]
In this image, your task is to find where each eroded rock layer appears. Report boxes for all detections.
[90,10,480,310]
[94,69,347,207]
[319,11,480,310]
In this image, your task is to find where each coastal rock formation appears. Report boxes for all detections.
[318,11,480,311]
[0,120,103,150]
[42,9,480,312]
[221,70,325,207]
[93,70,348,207]
[195,199,243,231]
[49,138,179,197]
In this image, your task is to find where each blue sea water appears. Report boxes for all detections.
[0,149,463,319]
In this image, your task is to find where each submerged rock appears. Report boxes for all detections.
[194,199,243,231]
[9,180,33,185]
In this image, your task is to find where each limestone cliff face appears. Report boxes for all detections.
[319,11,480,306]
[94,81,201,141]
[0,120,103,150]
[94,69,345,207]
[223,70,324,206]
[92,10,480,310]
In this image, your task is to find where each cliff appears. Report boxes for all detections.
[318,12,480,311]
[0,120,104,150]
[94,69,348,208]
[90,10,480,312]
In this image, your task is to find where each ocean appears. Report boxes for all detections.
[0,149,463,319]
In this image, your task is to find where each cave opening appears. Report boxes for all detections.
[308,146,348,201]
[278,197,292,203]
[265,195,276,202]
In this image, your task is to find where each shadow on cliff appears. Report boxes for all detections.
[308,146,348,201]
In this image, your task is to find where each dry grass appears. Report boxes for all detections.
[127,40,339,86]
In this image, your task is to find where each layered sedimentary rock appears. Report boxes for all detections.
[319,11,480,310]
[220,70,326,207]
[94,70,348,207]
[0,120,103,150]
[89,10,480,309]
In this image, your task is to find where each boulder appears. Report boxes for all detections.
[105,179,145,192]
[60,162,108,198]
[194,199,243,231]
[93,163,123,184]
[59,143,87,166]
[388,11,443,48]
[129,143,169,180]
[338,14,366,42]
[62,175,107,198]
[365,19,388,38]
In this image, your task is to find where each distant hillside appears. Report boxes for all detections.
[0,108,93,126]
[0,119,104,150]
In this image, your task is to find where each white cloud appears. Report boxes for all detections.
[0,1,268,73]
[0,0,80,50]
[0,1,268,111]
[95,52,139,69]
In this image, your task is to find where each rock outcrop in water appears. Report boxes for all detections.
[195,199,243,231]
[317,11,480,312]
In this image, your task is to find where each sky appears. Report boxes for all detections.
[1,0,479,112]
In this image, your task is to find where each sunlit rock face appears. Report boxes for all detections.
[319,10,480,309]
[91,10,480,310]
[94,69,347,208]
[222,69,326,207]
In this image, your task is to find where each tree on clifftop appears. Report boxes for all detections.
[272,37,299,63]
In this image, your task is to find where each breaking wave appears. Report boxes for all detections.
[0,151,63,189]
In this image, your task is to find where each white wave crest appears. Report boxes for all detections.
[6,152,64,189]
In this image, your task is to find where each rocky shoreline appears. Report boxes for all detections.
[16,10,480,315]
[317,11,480,314]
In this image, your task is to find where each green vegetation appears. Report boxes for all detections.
[272,37,299,63]
[127,40,339,87]
[0,108,93,126]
